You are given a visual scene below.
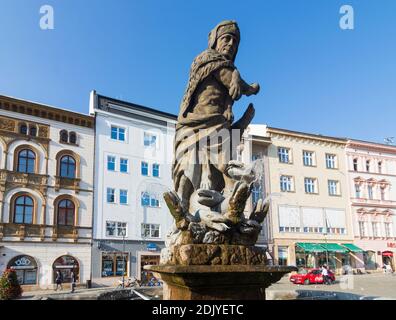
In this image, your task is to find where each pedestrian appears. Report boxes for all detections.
[321,264,329,285]
[70,270,77,293]
[55,270,63,291]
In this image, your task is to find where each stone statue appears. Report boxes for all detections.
[162,20,270,265]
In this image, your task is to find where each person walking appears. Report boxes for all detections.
[70,270,77,293]
[321,264,329,285]
[55,270,63,291]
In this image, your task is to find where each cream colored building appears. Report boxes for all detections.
[247,125,355,273]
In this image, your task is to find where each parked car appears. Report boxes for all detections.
[289,268,335,285]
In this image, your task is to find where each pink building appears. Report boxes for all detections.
[347,140,396,272]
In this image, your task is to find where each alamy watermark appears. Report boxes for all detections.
[339,5,354,30]
[39,5,54,30]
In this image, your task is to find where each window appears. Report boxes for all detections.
[279,226,300,233]
[60,130,68,143]
[106,221,127,237]
[141,192,159,207]
[303,151,314,166]
[378,161,383,174]
[152,164,160,177]
[326,228,346,235]
[120,158,128,173]
[251,183,263,205]
[385,223,392,238]
[144,132,157,147]
[366,160,370,172]
[303,227,323,233]
[69,132,77,144]
[304,178,317,194]
[372,222,380,237]
[280,176,293,192]
[14,195,34,224]
[359,221,367,237]
[380,188,386,201]
[8,256,38,285]
[57,199,75,226]
[17,149,36,173]
[141,224,160,238]
[29,126,37,137]
[328,180,339,196]
[278,147,290,163]
[326,154,337,169]
[141,162,149,176]
[107,188,115,203]
[278,247,288,266]
[107,156,116,171]
[353,158,358,171]
[355,185,361,198]
[368,185,374,200]
[60,155,76,178]
[19,123,28,135]
[111,126,125,141]
[120,190,128,205]
[101,253,128,277]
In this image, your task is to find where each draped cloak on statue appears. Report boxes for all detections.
[173,49,238,196]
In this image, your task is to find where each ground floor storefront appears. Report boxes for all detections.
[354,239,396,272]
[270,240,364,275]
[0,242,91,290]
[91,240,165,287]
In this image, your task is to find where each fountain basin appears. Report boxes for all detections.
[144,265,297,300]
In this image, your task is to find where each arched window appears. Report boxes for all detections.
[57,199,75,226]
[17,149,36,173]
[69,132,77,144]
[29,125,37,137]
[14,195,34,224]
[60,130,68,143]
[19,123,28,135]
[60,155,76,178]
[7,255,38,285]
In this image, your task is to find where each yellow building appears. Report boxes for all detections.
[246,125,355,274]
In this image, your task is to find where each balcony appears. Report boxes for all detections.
[52,225,79,242]
[0,223,45,241]
[54,176,81,193]
[0,170,48,188]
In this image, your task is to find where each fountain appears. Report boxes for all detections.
[144,20,296,300]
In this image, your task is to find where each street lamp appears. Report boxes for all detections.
[324,218,329,267]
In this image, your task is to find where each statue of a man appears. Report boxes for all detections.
[173,20,260,213]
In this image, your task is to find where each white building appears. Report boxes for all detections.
[89,91,176,285]
[0,94,94,290]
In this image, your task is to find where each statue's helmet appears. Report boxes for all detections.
[208,20,240,61]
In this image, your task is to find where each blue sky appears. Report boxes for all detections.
[1,0,395,143]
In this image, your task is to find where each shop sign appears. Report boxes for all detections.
[147,243,158,251]
[387,243,396,248]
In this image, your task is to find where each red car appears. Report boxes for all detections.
[290,268,335,285]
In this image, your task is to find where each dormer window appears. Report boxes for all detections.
[69,132,77,144]
[60,130,68,143]
[20,123,28,135]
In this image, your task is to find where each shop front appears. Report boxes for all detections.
[137,251,161,285]
[52,255,79,283]
[7,255,38,285]
[101,252,128,278]
[295,242,362,274]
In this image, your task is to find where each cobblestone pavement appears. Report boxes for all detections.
[267,272,396,299]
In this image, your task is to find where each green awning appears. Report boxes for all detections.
[320,243,348,253]
[296,243,325,253]
[341,243,364,253]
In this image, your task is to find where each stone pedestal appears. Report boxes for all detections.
[144,265,297,300]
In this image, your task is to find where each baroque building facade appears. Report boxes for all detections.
[346,139,396,272]
[89,91,176,286]
[0,95,94,290]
